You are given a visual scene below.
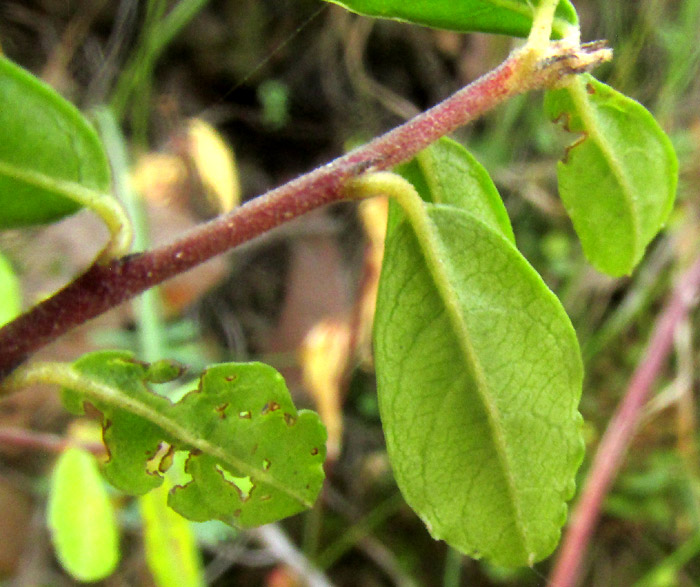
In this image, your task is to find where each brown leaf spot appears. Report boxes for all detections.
[261,401,281,415]
[215,403,229,419]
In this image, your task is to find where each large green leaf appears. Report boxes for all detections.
[374,194,583,566]
[396,137,515,243]
[545,74,678,276]
[323,0,577,39]
[61,351,327,527]
[48,447,120,582]
[0,56,111,227]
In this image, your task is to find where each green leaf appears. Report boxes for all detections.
[140,473,205,587]
[375,201,583,566]
[0,56,111,227]
[48,447,120,582]
[0,251,21,327]
[323,0,577,39]
[61,351,326,527]
[396,137,515,243]
[544,74,678,276]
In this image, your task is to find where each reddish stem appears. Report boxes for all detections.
[0,43,606,379]
[549,252,700,587]
[0,426,105,455]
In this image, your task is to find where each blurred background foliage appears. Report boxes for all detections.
[0,0,700,585]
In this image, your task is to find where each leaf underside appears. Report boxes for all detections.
[0,56,110,227]
[323,0,577,39]
[375,139,584,567]
[545,74,678,276]
[62,352,327,528]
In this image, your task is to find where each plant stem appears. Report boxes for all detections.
[0,42,611,380]
[548,252,700,587]
[95,108,165,362]
[0,426,104,455]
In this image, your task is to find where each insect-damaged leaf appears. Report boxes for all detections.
[374,142,583,567]
[0,56,111,227]
[61,351,326,527]
[323,0,577,39]
[545,74,678,277]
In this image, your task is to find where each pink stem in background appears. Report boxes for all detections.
[0,43,607,380]
[0,426,105,455]
[549,252,700,587]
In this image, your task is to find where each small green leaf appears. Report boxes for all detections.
[140,474,205,587]
[323,0,577,39]
[375,200,583,566]
[0,251,21,327]
[0,56,111,227]
[48,447,120,582]
[61,351,326,527]
[545,74,678,276]
[397,137,515,243]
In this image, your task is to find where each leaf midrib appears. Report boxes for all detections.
[51,363,314,508]
[567,76,641,262]
[404,205,531,558]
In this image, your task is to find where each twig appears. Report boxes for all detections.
[248,524,335,587]
[0,41,611,380]
[548,252,700,587]
[0,426,105,455]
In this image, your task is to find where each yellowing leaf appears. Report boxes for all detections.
[140,476,205,587]
[0,251,21,327]
[300,319,351,461]
[131,152,188,206]
[48,447,120,582]
[356,196,389,366]
[187,118,241,213]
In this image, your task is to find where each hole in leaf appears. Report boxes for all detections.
[239,410,252,419]
[262,459,271,471]
[216,465,254,501]
[261,401,281,414]
[146,442,173,475]
[225,374,238,382]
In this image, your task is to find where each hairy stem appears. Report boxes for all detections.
[0,41,610,380]
[549,251,700,587]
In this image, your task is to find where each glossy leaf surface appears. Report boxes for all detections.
[48,447,120,582]
[545,74,678,276]
[375,171,583,565]
[0,56,110,227]
[62,351,326,527]
[323,0,577,39]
